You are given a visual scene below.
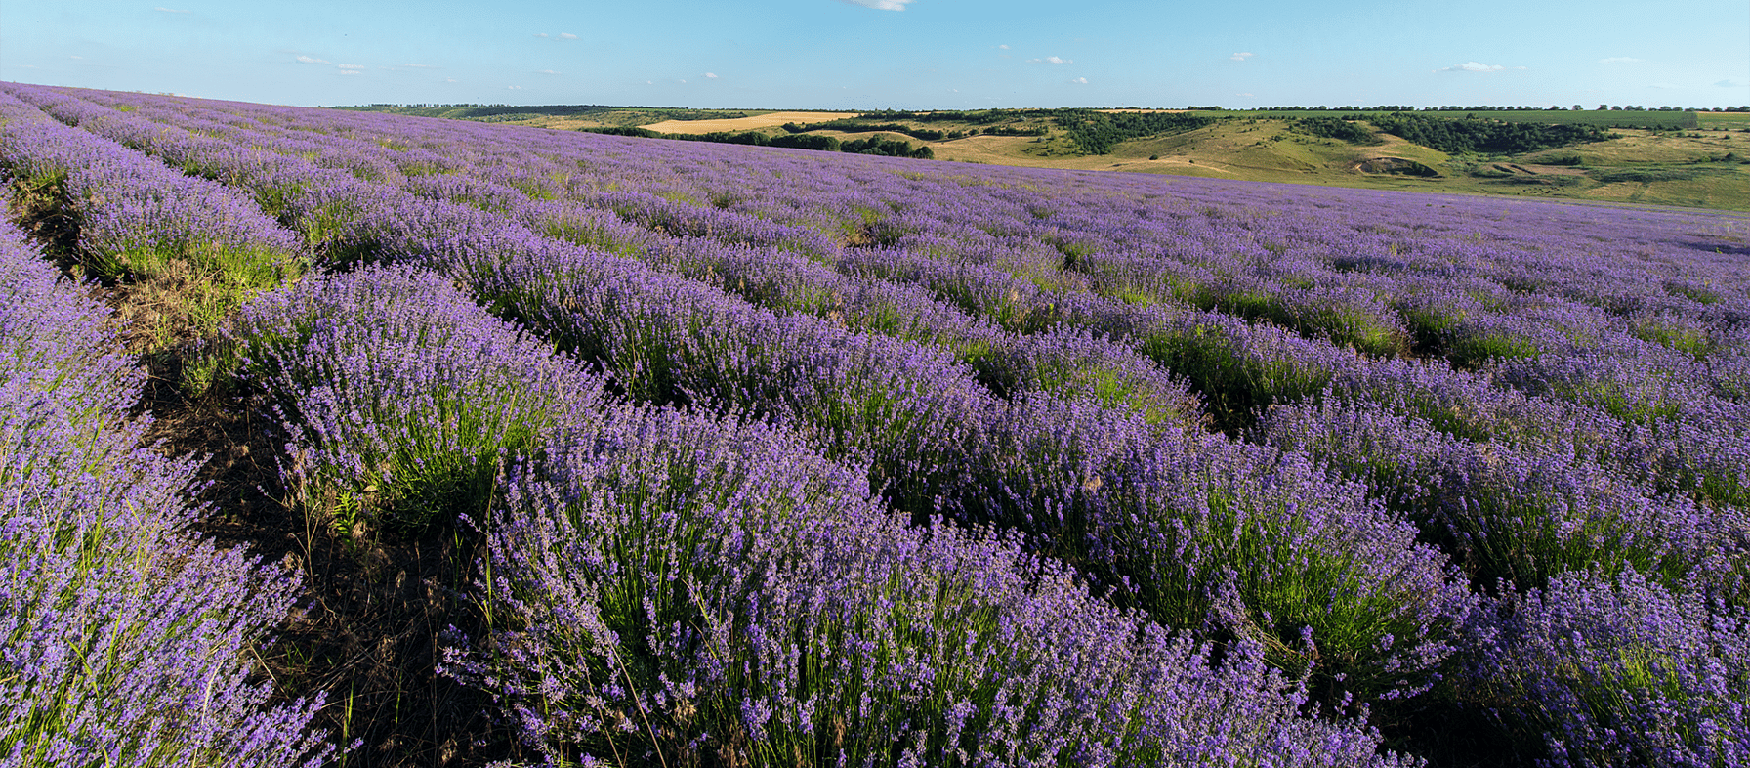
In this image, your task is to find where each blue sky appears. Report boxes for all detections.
[2,0,1745,109]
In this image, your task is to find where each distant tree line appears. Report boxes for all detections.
[781,120,950,141]
[858,108,1052,125]
[1290,117,1384,145]
[1257,106,1421,112]
[1424,106,1588,112]
[1366,113,1611,154]
[1054,109,1214,154]
[578,126,933,158]
[779,116,1050,140]
[1252,105,1746,113]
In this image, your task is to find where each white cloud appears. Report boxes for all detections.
[1237,92,1254,97]
[296,55,330,65]
[404,63,439,69]
[1029,56,1072,64]
[339,64,364,70]
[446,78,459,82]
[560,33,578,39]
[998,44,1010,50]
[1599,57,1643,65]
[680,79,688,84]
[538,69,561,75]
[704,72,719,78]
[1070,76,1088,84]
[534,32,550,38]
[69,55,83,60]
[153,6,190,13]
[1437,62,1507,72]
[338,70,361,76]
[837,0,913,10]
[1231,52,1254,62]
[508,85,523,90]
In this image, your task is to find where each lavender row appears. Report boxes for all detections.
[54,96,1471,710]
[0,91,302,292]
[1462,568,1749,766]
[19,84,1737,574]
[0,222,336,766]
[17,82,1750,762]
[1256,394,1749,596]
[44,83,1747,354]
[37,83,1736,468]
[150,91,1745,359]
[459,403,1417,766]
[14,84,1207,429]
[225,263,1415,764]
[223,264,610,535]
[443,205,1472,707]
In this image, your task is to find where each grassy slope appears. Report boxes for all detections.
[358,105,1750,211]
[934,118,1750,211]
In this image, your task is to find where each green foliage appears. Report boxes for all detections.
[1136,324,1336,432]
[784,118,947,141]
[1290,117,1383,145]
[839,136,933,158]
[581,125,927,158]
[858,107,1054,125]
[579,125,660,138]
[1369,112,1611,154]
[1445,331,1541,369]
[1629,320,1715,360]
[1587,166,1710,183]
[1055,109,1214,154]
[767,132,840,151]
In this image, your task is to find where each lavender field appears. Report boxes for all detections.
[1,81,1747,768]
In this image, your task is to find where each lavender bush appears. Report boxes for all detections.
[1464,568,1749,767]
[224,264,609,534]
[449,405,1419,767]
[1257,394,1749,596]
[0,222,337,766]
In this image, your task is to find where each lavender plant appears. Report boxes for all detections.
[449,405,1420,767]
[0,92,304,356]
[1257,394,1748,596]
[224,264,609,534]
[981,394,1473,708]
[0,222,337,766]
[1463,568,1749,767]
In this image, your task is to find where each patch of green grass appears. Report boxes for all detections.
[1446,331,1541,368]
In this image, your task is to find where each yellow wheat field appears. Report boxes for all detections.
[641,111,862,135]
